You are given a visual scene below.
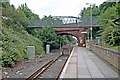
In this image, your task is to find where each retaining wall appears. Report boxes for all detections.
[91,45,120,70]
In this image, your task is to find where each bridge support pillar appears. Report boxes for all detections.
[78,42,83,47]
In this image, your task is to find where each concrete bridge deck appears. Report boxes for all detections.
[60,47,119,79]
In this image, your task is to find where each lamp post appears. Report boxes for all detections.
[90,5,92,41]
[86,3,94,41]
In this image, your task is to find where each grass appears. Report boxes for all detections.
[109,46,120,51]
[100,41,120,51]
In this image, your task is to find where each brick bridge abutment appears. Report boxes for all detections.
[54,27,86,46]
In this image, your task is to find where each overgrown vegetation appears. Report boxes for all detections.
[39,27,59,50]
[1,26,44,67]
[28,15,77,51]
[1,2,44,67]
[1,2,76,67]
[80,1,120,49]
[36,26,75,51]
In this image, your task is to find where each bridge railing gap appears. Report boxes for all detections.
[91,45,120,71]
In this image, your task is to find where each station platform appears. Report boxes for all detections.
[60,47,118,78]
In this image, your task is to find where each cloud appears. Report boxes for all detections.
[52,0,80,16]
[10,0,107,18]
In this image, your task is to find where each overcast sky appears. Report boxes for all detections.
[10,0,107,18]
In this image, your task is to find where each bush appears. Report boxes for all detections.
[1,26,44,67]
[39,27,59,50]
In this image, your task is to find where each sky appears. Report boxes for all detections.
[10,0,107,18]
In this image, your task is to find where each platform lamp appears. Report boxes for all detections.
[86,3,95,42]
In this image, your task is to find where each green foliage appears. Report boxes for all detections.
[39,26,75,51]
[101,20,120,46]
[98,3,119,46]
[1,2,44,67]
[80,5,100,21]
[1,51,16,67]
[58,35,69,46]
[80,1,119,47]
[65,35,76,43]
[42,15,53,20]
[80,7,91,21]
[18,3,39,23]
[109,46,120,51]
[116,2,120,17]
[99,1,116,13]
[2,2,28,28]
[1,26,44,67]
[39,27,59,50]
[80,5,100,39]
[92,6,100,16]
[39,26,76,50]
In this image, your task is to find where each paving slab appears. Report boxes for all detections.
[69,57,77,64]
[60,47,118,79]
[89,54,118,78]
[64,73,77,78]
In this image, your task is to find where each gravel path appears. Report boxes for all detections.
[2,50,62,78]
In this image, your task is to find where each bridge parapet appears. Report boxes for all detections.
[27,16,101,28]
[91,45,120,71]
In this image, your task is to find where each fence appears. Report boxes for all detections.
[91,45,120,70]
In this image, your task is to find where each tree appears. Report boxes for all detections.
[80,1,119,46]
[99,1,116,13]
[80,5,100,39]
[39,27,59,50]
[65,35,76,42]
[1,2,44,67]
[98,3,119,46]
[2,2,28,28]
[58,35,69,46]
[80,5,100,21]
[18,3,39,24]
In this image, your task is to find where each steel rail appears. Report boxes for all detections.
[55,47,73,80]
[26,55,62,80]
[26,46,72,80]
[55,55,69,80]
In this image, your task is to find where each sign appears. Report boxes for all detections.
[81,31,87,34]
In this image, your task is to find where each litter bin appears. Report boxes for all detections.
[46,44,50,54]
[27,46,35,59]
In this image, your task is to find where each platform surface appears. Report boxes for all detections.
[61,47,119,78]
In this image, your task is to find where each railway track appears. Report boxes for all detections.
[26,46,73,80]
[26,54,62,80]
[26,55,69,80]
[55,54,69,80]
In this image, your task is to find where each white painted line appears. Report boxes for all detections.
[60,47,75,78]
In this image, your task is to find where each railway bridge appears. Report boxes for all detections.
[25,16,119,79]
[27,16,99,46]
